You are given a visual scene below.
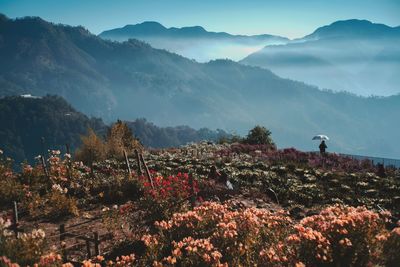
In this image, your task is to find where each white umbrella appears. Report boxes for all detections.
[312,134,329,141]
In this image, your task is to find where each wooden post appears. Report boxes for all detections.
[140,154,154,189]
[123,150,131,176]
[135,149,143,176]
[60,224,68,262]
[12,201,19,238]
[59,224,67,261]
[65,144,73,181]
[94,232,100,256]
[41,155,50,179]
[41,137,46,162]
[86,240,92,258]
[188,176,196,208]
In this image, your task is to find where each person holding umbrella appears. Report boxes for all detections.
[312,135,329,155]
[319,140,327,155]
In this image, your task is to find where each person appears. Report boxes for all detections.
[319,140,327,154]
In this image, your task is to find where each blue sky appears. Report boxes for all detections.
[1,0,399,38]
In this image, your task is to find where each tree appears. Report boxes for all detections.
[106,120,142,158]
[75,128,106,166]
[245,125,275,146]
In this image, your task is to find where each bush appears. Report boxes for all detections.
[383,227,400,267]
[244,125,275,146]
[137,202,393,267]
[139,173,199,221]
[106,120,142,159]
[140,202,293,266]
[0,218,47,266]
[75,128,107,166]
[291,205,391,266]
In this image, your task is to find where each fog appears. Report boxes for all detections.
[125,36,287,62]
[241,37,400,96]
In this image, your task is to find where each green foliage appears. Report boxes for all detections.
[0,95,106,166]
[127,119,231,148]
[244,125,275,146]
[75,128,107,166]
[107,120,142,158]
[0,220,47,266]
[218,134,244,144]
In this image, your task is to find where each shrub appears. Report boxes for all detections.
[383,227,400,267]
[0,154,25,207]
[291,205,390,266]
[0,218,47,266]
[75,128,107,166]
[106,120,142,159]
[139,202,294,266]
[244,125,275,146]
[139,173,199,221]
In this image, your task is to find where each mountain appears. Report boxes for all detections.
[0,95,231,164]
[0,95,106,164]
[0,15,400,158]
[126,118,229,148]
[241,19,400,96]
[99,21,289,62]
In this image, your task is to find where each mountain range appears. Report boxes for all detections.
[99,21,289,62]
[0,14,399,158]
[101,19,400,96]
[241,19,400,96]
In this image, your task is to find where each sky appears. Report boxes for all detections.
[1,0,399,39]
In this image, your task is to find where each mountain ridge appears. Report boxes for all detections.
[99,21,288,41]
[241,19,400,96]
[99,20,289,62]
[301,19,400,41]
[0,14,399,158]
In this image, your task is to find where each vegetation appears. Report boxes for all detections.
[0,139,399,266]
[0,96,231,166]
[244,125,275,146]
[1,14,399,158]
[0,95,105,166]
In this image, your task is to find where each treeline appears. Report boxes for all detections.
[126,119,230,148]
[0,95,232,166]
[0,95,105,165]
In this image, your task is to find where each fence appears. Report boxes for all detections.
[5,201,111,262]
[3,151,200,263]
[338,153,400,169]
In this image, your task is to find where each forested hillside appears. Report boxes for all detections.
[0,95,230,164]
[0,15,399,157]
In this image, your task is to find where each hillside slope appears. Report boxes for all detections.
[0,15,399,157]
[0,95,105,163]
[241,19,400,96]
[0,95,230,164]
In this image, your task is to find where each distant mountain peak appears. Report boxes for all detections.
[99,21,288,41]
[128,21,166,29]
[304,19,395,40]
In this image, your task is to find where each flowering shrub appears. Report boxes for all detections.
[136,202,396,266]
[81,254,135,266]
[140,202,294,266]
[291,205,391,266]
[0,218,47,266]
[0,153,25,207]
[383,227,400,267]
[140,173,199,221]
